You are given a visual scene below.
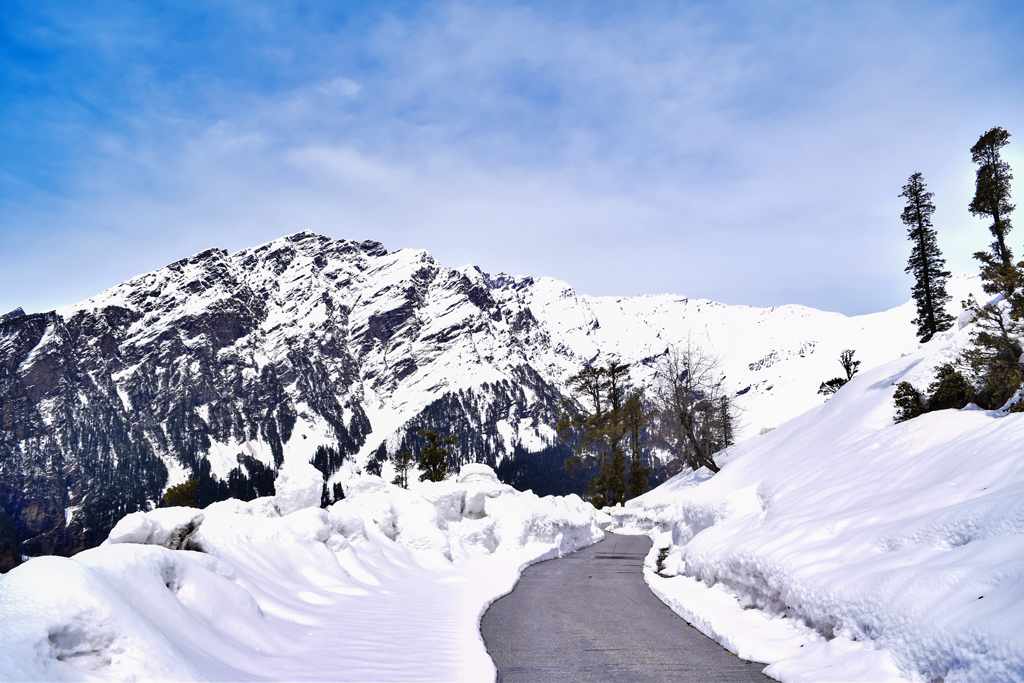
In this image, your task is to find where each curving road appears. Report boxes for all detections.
[480,533,772,682]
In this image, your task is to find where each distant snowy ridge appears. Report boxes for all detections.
[611,310,1024,683]
[0,463,605,681]
[0,230,982,555]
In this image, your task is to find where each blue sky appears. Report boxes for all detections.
[3,0,1023,316]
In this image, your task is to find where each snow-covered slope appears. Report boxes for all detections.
[0,230,980,555]
[612,313,1024,683]
[0,463,604,681]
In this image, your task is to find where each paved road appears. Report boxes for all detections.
[481,533,772,682]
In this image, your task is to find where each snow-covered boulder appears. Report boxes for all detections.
[337,475,453,558]
[456,463,500,486]
[205,496,282,518]
[462,489,487,518]
[105,507,205,550]
[273,460,324,516]
[419,465,513,523]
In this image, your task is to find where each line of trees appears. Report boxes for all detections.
[558,341,736,508]
[895,126,1024,420]
[390,429,459,488]
[557,362,649,508]
[375,344,736,508]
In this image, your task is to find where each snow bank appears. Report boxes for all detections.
[0,464,603,682]
[613,321,1024,683]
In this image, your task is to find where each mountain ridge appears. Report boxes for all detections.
[0,230,976,556]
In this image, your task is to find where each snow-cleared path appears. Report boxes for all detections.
[481,533,772,682]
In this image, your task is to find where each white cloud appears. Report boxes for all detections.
[318,77,361,99]
[3,1,1023,316]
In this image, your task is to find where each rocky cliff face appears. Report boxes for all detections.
[0,231,929,556]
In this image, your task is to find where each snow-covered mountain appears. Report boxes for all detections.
[0,231,976,556]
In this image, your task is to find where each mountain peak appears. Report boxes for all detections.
[0,231,981,558]
[1,307,25,322]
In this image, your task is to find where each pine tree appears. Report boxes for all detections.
[892,363,974,423]
[162,478,198,507]
[392,450,414,488]
[559,363,655,507]
[924,363,974,411]
[960,320,1023,409]
[892,382,925,423]
[417,430,457,483]
[558,365,607,479]
[0,508,21,573]
[559,363,627,507]
[961,127,1024,409]
[624,391,653,499]
[601,362,630,506]
[900,172,954,342]
[969,127,1018,297]
[715,395,735,452]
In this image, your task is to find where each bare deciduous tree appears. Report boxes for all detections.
[651,341,735,474]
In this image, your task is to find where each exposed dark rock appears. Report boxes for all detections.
[1,307,26,323]
[0,233,593,557]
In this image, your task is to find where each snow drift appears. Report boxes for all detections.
[614,314,1024,682]
[0,464,604,682]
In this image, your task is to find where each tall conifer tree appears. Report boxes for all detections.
[392,450,414,489]
[601,362,630,506]
[417,429,457,482]
[962,127,1024,408]
[969,127,1019,298]
[623,391,653,499]
[900,172,954,342]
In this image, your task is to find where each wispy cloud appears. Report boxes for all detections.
[2,0,1023,315]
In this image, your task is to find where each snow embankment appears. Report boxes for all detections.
[613,321,1024,683]
[0,464,604,682]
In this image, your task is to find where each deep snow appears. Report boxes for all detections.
[0,464,605,681]
[611,304,1024,683]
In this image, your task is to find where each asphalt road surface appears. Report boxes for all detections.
[480,533,773,682]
